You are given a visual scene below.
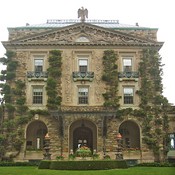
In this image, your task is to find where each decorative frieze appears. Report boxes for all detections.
[4,23,162,48]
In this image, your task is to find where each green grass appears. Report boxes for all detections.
[0,166,174,175]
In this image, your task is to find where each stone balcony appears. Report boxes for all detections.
[72,71,94,82]
[27,71,48,81]
[118,71,139,81]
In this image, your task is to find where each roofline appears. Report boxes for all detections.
[2,41,164,47]
[7,19,158,31]
[8,27,158,31]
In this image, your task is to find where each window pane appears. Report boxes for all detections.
[123,59,131,66]
[170,134,175,149]
[79,59,87,66]
[78,87,88,104]
[124,96,133,104]
[124,88,133,95]
[124,87,133,104]
[79,59,88,72]
[79,97,88,104]
[123,58,132,72]
[79,66,87,73]
[33,87,43,104]
[35,59,43,72]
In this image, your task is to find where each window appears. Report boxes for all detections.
[34,59,43,72]
[26,121,47,150]
[78,87,88,104]
[170,133,175,150]
[123,58,132,72]
[33,87,43,104]
[79,59,88,73]
[123,87,134,104]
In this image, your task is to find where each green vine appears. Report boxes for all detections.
[137,48,170,161]
[162,98,171,159]
[0,51,31,159]
[30,109,49,116]
[46,50,62,110]
[102,50,120,108]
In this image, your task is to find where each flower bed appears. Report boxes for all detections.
[75,146,92,158]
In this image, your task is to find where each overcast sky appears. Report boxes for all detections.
[0,0,174,105]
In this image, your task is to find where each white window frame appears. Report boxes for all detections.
[78,58,88,73]
[78,87,89,105]
[32,87,43,104]
[34,59,44,72]
[76,54,89,71]
[123,87,134,104]
[33,55,45,72]
[123,57,132,72]
[170,133,175,150]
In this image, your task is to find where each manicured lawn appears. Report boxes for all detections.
[0,166,174,175]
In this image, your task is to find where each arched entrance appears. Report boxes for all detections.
[70,120,97,153]
[26,120,47,150]
[73,126,93,151]
[119,120,140,149]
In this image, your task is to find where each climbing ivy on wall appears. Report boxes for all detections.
[46,50,62,110]
[0,51,32,159]
[0,50,63,159]
[137,48,170,161]
[102,50,120,108]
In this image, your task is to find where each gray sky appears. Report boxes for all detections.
[0,0,174,105]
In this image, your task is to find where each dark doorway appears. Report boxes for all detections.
[73,126,93,152]
[119,120,140,149]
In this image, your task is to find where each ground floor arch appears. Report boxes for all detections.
[26,120,48,150]
[119,120,140,149]
[69,119,97,153]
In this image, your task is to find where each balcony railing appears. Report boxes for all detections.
[27,71,48,79]
[72,71,94,81]
[118,71,139,80]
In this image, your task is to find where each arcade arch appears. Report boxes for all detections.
[26,120,47,150]
[119,120,140,149]
[69,119,97,153]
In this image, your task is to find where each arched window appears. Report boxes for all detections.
[119,120,140,150]
[26,121,47,150]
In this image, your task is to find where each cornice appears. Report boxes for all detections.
[2,23,163,50]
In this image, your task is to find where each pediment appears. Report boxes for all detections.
[6,23,162,47]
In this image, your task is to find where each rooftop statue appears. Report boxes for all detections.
[78,7,88,22]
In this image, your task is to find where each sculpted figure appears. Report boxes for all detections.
[78,7,88,22]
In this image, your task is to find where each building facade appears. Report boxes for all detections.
[1,17,175,162]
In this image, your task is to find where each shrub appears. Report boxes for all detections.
[46,160,128,170]
[68,154,76,160]
[56,155,64,160]
[136,162,175,167]
[92,153,100,160]
[0,161,39,166]
[103,154,111,160]
[38,161,51,169]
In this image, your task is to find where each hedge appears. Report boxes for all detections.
[0,161,39,166]
[38,160,51,169]
[38,160,128,170]
[136,162,175,167]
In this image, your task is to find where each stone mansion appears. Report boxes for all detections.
[0,13,175,162]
